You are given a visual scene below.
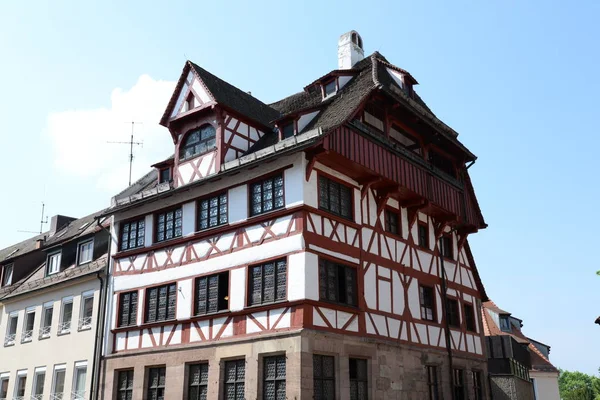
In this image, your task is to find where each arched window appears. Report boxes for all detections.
[351,32,363,49]
[179,124,216,161]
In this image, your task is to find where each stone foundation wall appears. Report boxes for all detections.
[490,375,534,400]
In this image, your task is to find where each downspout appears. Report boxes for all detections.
[439,237,456,400]
[90,218,112,400]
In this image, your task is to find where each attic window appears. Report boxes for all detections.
[179,125,216,161]
[281,122,295,139]
[159,168,171,184]
[1,264,13,287]
[323,79,337,98]
[499,315,511,332]
[364,102,385,132]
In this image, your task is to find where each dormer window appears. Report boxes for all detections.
[179,124,216,161]
[1,264,13,287]
[499,315,511,332]
[159,167,171,184]
[323,79,337,98]
[281,122,295,139]
[47,251,61,276]
[77,240,94,265]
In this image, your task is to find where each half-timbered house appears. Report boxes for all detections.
[100,31,489,400]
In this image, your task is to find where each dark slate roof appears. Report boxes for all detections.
[44,210,108,248]
[0,233,46,265]
[189,62,281,128]
[113,169,160,202]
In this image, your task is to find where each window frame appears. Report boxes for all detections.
[1,263,13,287]
[426,365,439,400]
[159,167,172,184]
[349,358,368,400]
[419,285,436,322]
[313,354,336,400]
[280,121,296,139]
[464,303,476,332]
[187,363,209,400]
[223,359,245,399]
[119,217,146,252]
[40,304,53,339]
[146,366,166,400]
[79,293,94,331]
[47,251,62,276]
[144,282,177,324]
[318,258,358,307]
[417,223,429,249]
[453,368,465,400]
[194,271,230,316]
[21,308,35,343]
[32,368,46,399]
[13,372,27,399]
[440,235,453,259]
[51,365,66,399]
[5,313,18,346]
[77,239,94,265]
[384,209,400,236]
[117,290,139,328]
[72,363,87,400]
[116,369,134,400]
[248,259,287,307]
[499,315,511,332]
[262,355,286,400]
[179,124,217,162]
[318,174,354,221]
[447,297,460,328]
[197,192,228,231]
[58,298,73,335]
[154,206,183,243]
[249,173,285,217]
[323,78,338,98]
[472,370,483,400]
[0,375,8,399]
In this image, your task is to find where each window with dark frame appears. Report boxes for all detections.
[0,377,8,399]
[429,151,455,178]
[117,370,134,400]
[464,303,476,332]
[40,305,53,338]
[313,354,335,400]
[453,369,465,400]
[198,193,228,231]
[500,315,511,332]
[118,291,138,327]
[250,174,285,217]
[349,358,368,400]
[2,264,13,286]
[418,223,429,249]
[281,122,295,139]
[145,283,177,323]
[426,365,439,400]
[155,208,183,242]
[384,210,400,235]
[15,374,26,397]
[447,298,460,328]
[146,367,166,400]
[263,355,286,400]
[419,285,435,321]
[47,252,61,275]
[188,363,208,400]
[78,240,94,265]
[159,168,171,184]
[120,218,145,251]
[194,272,229,315]
[224,360,245,399]
[318,175,353,220]
[248,259,287,306]
[179,125,216,162]
[79,295,94,330]
[440,235,453,259]
[319,259,357,307]
[472,371,483,400]
[324,79,337,97]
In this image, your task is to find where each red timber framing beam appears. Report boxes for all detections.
[305,145,326,181]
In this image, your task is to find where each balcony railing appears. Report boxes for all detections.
[50,393,64,400]
[71,391,86,400]
[78,317,92,331]
[58,321,71,335]
[4,333,16,346]
[39,325,51,339]
[31,395,43,400]
[13,396,25,400]
[21,330,33,343]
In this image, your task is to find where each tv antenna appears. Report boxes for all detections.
[17,202,48,235]
[108,121,144,186]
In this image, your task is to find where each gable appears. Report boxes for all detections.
[169,69,214,120]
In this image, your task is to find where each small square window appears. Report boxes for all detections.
[500,315,511,332]
[194,272,229,315]
[324,79,337,97]
[159,168,171,184]
[145,283,177,323]
[155,208,183,242]
[281,122,295,139]
[198,193,228,230]
[318,175,353,220]
[319,259,357,307]
[249,259,286,306]
[250,174,285,217]
[120,218,146,251]
[78,240,94,265]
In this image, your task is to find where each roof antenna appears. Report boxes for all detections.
[17,202,48,235]
[108,122,144,186]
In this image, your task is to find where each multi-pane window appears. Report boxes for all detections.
[179,125,216,161]
[194,272,229,315]
[263,356,286,400]
[349,358,368,400]
[198,193,228,230]
[1,264,12,286]
[155,208,183,242]
[418,224,428,249]
[78,240,94,265]
[51,367,66,399]
[14,373,26,398]
[224,360,245,399]
[464,303,476,332]
[32,369,45,400]
[250,174,285,216]
[5,314,18,346]
[384,210,399,235]
[59,299,73,334]
[426,365,439,400]
[0,376,8,399]
[47,252,61,275]
[472,371,483,400]
[313,355,335,400]
[79,295,94,330]
[419,285,435,321]
[188,363,208,400]
[440,235,453,259]
[147,367,166,400]
[72,364,87,400]
[120,218,145,251]
[248,259,287,306]
[318,175,353,220]
[118,291,138,327]
[145,283,177,323]
[319,259,357,307]
[21,310,35,343]
[117,370,134,400]
[40,304,53,338]
[447,298,460,328]
[453,369,465,400]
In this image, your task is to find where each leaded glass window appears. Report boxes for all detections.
[318,175,353,220]
[250,174,284,216]
[248,259,287,306]
[224,360,245,400]
[120,218,145,251]
[145,283,176,323]
[118,291,138,327]
[147,367,166,400]
[188,364,208,400]
[349,358,368,400]
[198,193,228,230]
[263,356,286,400]
[419,286,435,321]
[313,355,335,400]
[318,259,357,307]
[117,370,134,400]
[155,208,182,243]
[453,369,465,400]
[194,272,229,315]
[179,125,216,161]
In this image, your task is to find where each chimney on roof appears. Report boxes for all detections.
[35,238,44,249]
[338,30,364,69]
[49,215,77,237]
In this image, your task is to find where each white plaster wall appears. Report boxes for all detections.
[287,252,307,301]
[531,372,560,400]
[229,267,246,311]
[177,278,193,319]
[284,162,304,208]
[182,201,196,236]
[228,185,248,224]
[144,214,153,247]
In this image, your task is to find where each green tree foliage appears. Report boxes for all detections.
[559,369,600,400]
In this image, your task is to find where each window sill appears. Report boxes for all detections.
[192,309,230,319]
[38,334,51,341]
[179,147,217,164]
[246,299,288,310]
[248,206,286,221]
[20,339,32,344]
[3,342,15,347]
[317,299,358,312]
[78,326,92,332]
[78,261,93,266]
[57,330,71,336]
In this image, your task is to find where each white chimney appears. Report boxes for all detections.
[338,31,364,69]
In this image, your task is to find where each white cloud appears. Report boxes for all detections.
[46,74,176,193]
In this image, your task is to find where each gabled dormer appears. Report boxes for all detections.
[159,61,280,188]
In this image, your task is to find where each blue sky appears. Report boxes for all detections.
[1,0,599,374]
